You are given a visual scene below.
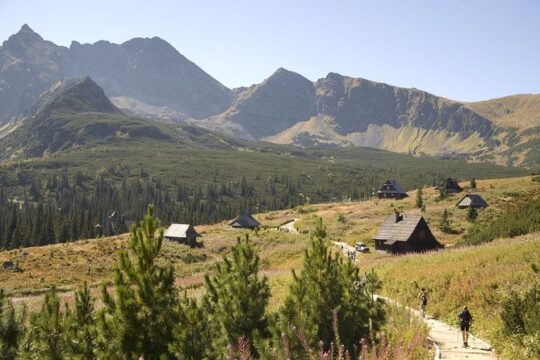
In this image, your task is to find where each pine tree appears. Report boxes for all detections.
[416,187,423,208]
[97,205,179,359]
[203,235,271,358]
[467,206,479,222]
[169,297,209,359]
[440,209,453,234]
[438,188,449,201]
[0,289,25,360]
[279,220,384,356]
[64,284,97,360]
[21,287,66,360]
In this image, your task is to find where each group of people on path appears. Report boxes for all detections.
[418,288,474,348]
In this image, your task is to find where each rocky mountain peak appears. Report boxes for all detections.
[2,24,43,53]
[266,67,309,83]
[25,76,123,119]
[46,76,122,115]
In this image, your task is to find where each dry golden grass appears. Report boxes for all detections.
[466,94,540,130]
[364,232,540,350]
[296,176,540,247]
[0,222,310,311]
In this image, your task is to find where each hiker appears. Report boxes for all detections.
[418,288,428,315]
[458,306,473,347]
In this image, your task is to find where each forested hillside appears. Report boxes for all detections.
[0,143,524,250]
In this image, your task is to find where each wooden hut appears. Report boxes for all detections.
[456,194,488,209]
[373,211,443,253]
[164,223,201,246]
[377,180,408,199]
[230,214,260,229]
[437,178,463,194]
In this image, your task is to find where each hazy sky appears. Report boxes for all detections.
[1,0,538,101]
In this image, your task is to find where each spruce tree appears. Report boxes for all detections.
[416,187,423,208]
[97,205,179,359]
[0,289,25,360]
[203,235,271,358]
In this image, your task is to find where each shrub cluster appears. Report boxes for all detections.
[458,197,540,246]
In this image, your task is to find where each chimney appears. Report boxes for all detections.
[394,209,402,223]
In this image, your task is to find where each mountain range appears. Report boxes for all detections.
[1,25,539,167]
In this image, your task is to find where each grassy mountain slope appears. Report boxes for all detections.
[0,77,247,160]
[369,233,539,359]
[466,94,540,130]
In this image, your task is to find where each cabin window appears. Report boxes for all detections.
[419,230,426,240]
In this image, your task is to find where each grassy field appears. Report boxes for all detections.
[366,233,540,358]
[0,224,310,309]
[1,176,537,296]
[1,175,538,359]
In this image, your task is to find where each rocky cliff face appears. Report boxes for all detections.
[313,73,493,137]
[0,25,231,123]
[202,70,496,146]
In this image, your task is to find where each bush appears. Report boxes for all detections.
[458,197,540,246]
[500,281,540,358]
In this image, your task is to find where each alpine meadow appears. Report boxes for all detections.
[0,2,539,360]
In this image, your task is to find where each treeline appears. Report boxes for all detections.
[0,173,310,250]
[458,196,540,246]
[0,207,407,359]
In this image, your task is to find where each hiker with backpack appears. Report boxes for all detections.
[418,288,428,315]
[458,306,473,347]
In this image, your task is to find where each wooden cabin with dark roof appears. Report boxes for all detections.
[373,211,443,253]
[437,178,463,194]
[377,180,408,199]
[164,223,201,247]
[456,194,488,209]
[230,214,260,229]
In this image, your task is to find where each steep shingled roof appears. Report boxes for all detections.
[164,223,201,239]
[456,194,488,208]
[230,214,260,228]
[377,180,407,194]
[373,215,422,242]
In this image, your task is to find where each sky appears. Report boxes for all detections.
[1,0,539,101]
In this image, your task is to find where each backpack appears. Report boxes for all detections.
[459,310,471,324]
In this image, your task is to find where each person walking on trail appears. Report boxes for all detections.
[458,306,473,347]
[418,288,428,315]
